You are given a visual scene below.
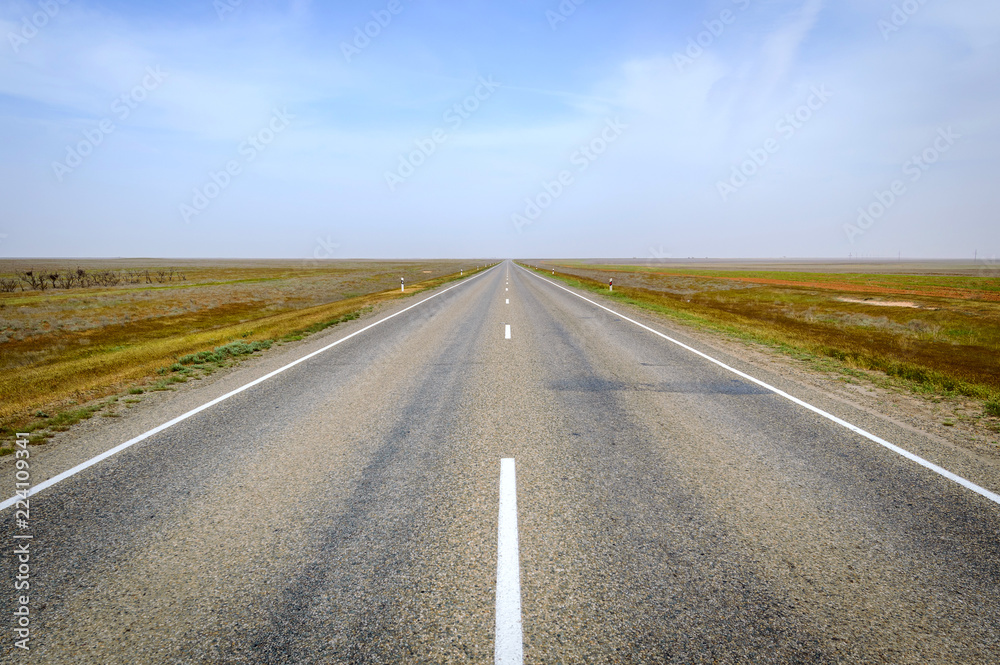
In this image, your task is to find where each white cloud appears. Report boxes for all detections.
[0,1,996,258]
[749,0,824,109]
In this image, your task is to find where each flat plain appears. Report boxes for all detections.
[0,259,487,450]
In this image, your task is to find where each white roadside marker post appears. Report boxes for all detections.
[401,277,404,293]
[609,278,613,292]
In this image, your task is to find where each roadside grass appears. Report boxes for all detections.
[560,262,1000,299]
[12,401,115,446]
[277,310,363,342]
[0,264,490,453]
[520,263,1000,414]
[177,339,274,366]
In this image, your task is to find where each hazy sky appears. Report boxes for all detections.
[1,0,997,259]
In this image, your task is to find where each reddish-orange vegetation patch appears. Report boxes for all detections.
[642,272,1000,302]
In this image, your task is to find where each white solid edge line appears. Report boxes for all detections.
[517,264,1000,507]
[495,458,524,665]
[0,266,499,512]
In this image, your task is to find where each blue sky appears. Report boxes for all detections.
[0,0,997,259]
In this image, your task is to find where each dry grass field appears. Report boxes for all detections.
[521,260,1000,417]
[0,259,491,450]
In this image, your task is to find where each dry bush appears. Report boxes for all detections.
[4,266,181,291]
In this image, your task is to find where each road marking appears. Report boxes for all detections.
[518,265,1000,507]
[505,324,511,339]
[506,299,509,304]
[0,265,500,512]
[495,458,523,665]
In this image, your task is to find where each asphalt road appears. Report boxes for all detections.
[3,260,999,663]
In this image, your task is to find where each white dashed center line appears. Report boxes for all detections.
[505,324,511,339]
[495,458,523,665]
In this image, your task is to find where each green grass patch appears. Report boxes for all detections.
[178,339,274,366]
[36,403,104,432]
[0,400,113,452]
[279,308,369,342]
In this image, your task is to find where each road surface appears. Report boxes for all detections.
[3,260,999,663]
